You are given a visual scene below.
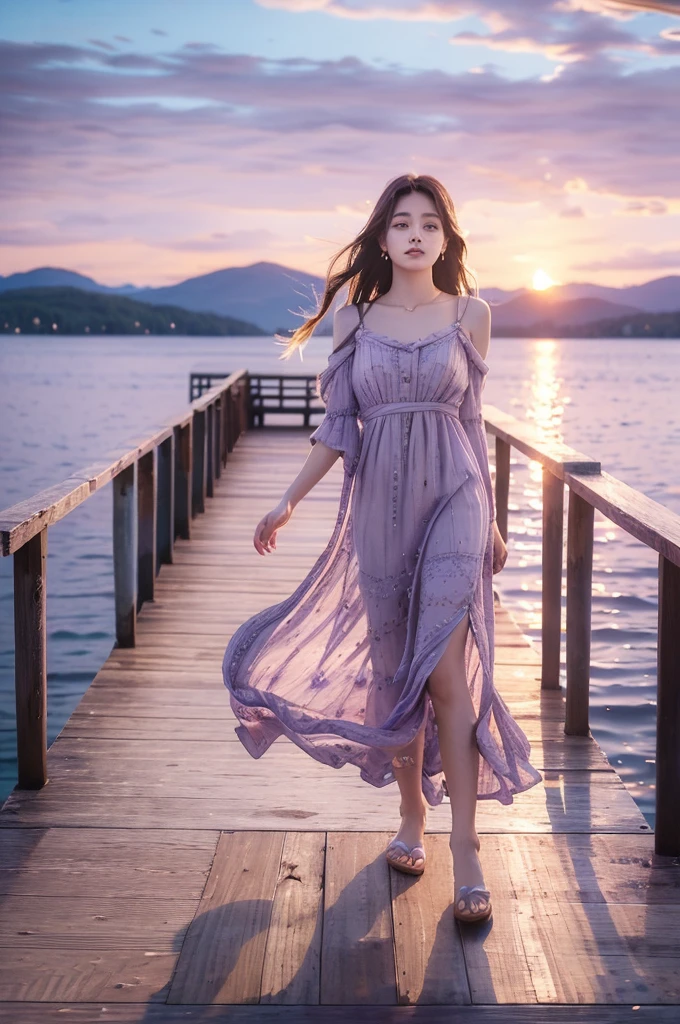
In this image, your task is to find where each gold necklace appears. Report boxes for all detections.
[374,292,447,313]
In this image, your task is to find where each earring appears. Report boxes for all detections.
[381,249,390,260]
[440,251,445,261]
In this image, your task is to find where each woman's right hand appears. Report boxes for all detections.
[253,498,294,555]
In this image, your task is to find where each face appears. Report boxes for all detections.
[382,190,446,271]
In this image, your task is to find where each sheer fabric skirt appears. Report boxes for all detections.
[223,414,541,807]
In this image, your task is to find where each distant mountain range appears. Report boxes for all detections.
[0,287,265,337]
[0,262,678,334]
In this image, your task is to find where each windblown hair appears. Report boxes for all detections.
[277,173,477,360]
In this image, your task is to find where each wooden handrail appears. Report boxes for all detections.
[483,403,601,478]
[3,368,249,791]
[565,469,680,567]
[484,403,680,856]
[190,372,324,427]
[0,370,248,557]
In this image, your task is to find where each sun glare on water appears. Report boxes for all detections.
[532,269,558,291]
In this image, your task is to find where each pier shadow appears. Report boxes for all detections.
[535,681,680,1004]
[139,838,487,1012]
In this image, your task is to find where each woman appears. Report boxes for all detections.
[223,173,542,925]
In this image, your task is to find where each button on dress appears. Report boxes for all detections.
[222,299,543,806]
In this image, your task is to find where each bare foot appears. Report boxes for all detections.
[388,794,429,870]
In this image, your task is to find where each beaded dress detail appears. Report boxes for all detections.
[222,297,542,806]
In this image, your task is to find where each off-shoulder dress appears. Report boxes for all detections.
[222,296,542,806]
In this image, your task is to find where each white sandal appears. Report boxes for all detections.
[453,883,492,923]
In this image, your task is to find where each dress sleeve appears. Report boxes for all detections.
[309,339,361,476]
[458,343,496,524]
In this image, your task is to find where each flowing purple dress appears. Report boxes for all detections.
[222,296,543,807]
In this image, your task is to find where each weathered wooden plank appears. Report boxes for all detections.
[167,831,285,1004]
[390,833,470,1005]
[260,832,325,1005]
[0,950,176,1003]
[0,828,218,898]
[321,833,396,1004]
[479,833,680,905]
[3,1002,679,1022]
[0,894,197,950]
[2,767,648,834]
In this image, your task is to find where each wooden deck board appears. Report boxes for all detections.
[1,427,677,1010]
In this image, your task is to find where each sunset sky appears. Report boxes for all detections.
[1,0,679,291]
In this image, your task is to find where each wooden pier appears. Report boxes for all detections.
[1,369,680,1020]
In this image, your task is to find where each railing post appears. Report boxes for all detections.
[192,409,207,516]
[13,528,48,788]
[174,421,192,541]
[113,462,138,647]
[542,469,564,690]
[157,433,175,567]
[565,488,594,735]
[227,389,236,453]
[494,437,510,543]
[239,379,249,436]
[655,554,680,856]
[206,403,214,500]
[221,388,229,467]
[214,396,223,480]
[137,449,157,609]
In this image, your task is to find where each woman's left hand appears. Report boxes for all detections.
[492,522,508,574]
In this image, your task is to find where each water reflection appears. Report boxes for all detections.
[496,338,657,826]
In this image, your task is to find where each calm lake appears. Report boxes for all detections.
[1,333,678,827]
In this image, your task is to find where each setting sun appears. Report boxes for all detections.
[532,269,558,291]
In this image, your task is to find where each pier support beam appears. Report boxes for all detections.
[113,461,138,647]
[13,528,48,788]
[214,396,223,480]
[192,409,207,516]
[174,421,192,541]
[494,437,510,544]
[542,470,564,690]
[655,554,680,856]
[206,402,214,500]
[157,433,175,566]
[137,449,156,609]
[565,488,594,735]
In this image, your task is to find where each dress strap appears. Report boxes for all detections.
[358,298,379,327]
[455,293,471,326]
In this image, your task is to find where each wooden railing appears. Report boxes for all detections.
[3,377,679,855]
[191,372,322,427]
[484,403,680,857]
[0,370,249,792]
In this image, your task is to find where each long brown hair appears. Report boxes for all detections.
[277,173,477,360]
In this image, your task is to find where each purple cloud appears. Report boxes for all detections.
[573,247,680,270]
[0,34,677,285]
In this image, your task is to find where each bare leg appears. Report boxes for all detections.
[387,720,428,869]
[427,610,488,916]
